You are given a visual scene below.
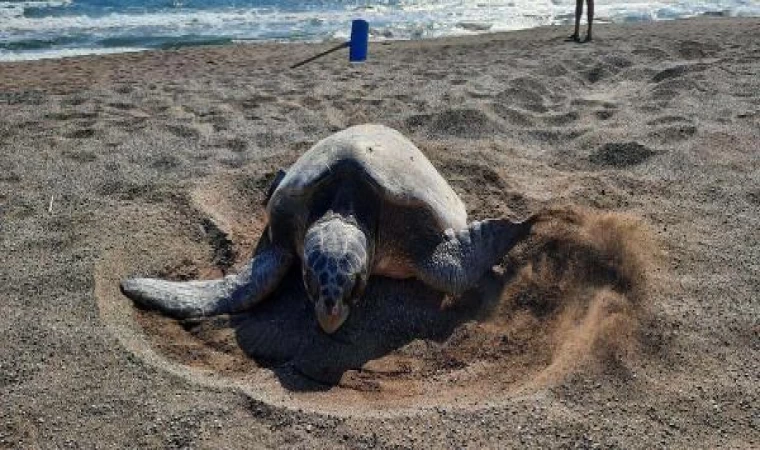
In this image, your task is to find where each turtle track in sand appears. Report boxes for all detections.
[95,171,660,417]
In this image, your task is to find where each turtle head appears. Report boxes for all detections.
[302,212,369,334]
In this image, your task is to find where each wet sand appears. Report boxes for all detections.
[1,17,759,449]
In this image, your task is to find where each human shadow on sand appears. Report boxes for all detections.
[175,267,510,390]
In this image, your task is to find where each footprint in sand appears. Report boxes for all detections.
[464,87,493,99]
[651,63,708,83]
[676,40,720,60]
[45,111,99,121]
[602,54,633,69]
[542,111,580,127]
[571,98,616,110]
[202,115,231,132]
[497,88,548,113]
[404,108,503,138]
[595,109,615,120]
[114,84,134,94]
[189,105,237,133]
[566,98,618,121]
[165,123,211,139]
[491,104,534,127]
[225,137,248,153]
[107,101,135,111]
[300,95,322,110]
[648,124,697,144]
[45,107,99,141]
[649,76,702,103]
[632,46,670,60]
[646,115,692,126]
[529,128,588,144]
[240,94,277,118]
[60,95,88,106]
[149,154,183,171]
[497,76,554,113]
[96,178,159,201]
[589,142,660,168]
[583,64,612,84]
[65,128,96,139]
[62,149,97,163]
[646,116,697,143]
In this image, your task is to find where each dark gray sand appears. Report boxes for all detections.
[1,17,759,449]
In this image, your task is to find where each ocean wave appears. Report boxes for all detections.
[0,0,72,20]
[2,9,274,33]
[3,1,753,36]
[1,0,758,61]
[0,46,145,62]
[96,34,233,49]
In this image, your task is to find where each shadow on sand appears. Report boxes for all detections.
[175,267,511,389]
[129,206,654,396]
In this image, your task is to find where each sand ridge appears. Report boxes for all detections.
[96,173,660,416]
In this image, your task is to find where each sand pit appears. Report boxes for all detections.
[95,172,658,415]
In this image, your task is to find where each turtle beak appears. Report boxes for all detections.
[316,301,349,334]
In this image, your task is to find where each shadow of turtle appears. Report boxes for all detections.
[125,206,654,396]
[201,267,509,389]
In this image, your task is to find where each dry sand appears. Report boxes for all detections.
[1,17,759,449]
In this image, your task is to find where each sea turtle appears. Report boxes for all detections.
[121,124,535,334]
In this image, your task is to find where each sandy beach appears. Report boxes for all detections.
[1,17,758,448]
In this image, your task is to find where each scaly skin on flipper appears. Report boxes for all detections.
[121,233,294,318]
[415,216,537,295]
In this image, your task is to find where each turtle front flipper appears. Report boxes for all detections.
[121,232,294,318]
[415,216,537,295]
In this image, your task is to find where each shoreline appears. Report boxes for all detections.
[3,3,759,63]
[1,16,757,96]
[0,15,755,67]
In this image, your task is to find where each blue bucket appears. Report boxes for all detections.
[349,19,369,63]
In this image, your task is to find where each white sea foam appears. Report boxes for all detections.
[0,47,147,62]
[0,0,72,21]
[2,1,754,36]
[1,0,758,61]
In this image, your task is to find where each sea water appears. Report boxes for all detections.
[1,0,758,61]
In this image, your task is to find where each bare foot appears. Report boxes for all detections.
[566,34,581,43]
[583,34,593,43]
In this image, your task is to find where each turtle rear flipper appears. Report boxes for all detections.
[415,216,537,295]
[121,233,294,318]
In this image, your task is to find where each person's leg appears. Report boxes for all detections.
[567,0,582,41]
[584,0,594,42]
